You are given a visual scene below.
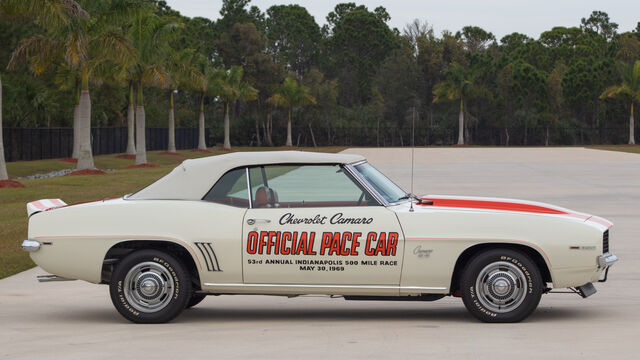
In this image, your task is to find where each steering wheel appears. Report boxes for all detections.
[357,191,365,206]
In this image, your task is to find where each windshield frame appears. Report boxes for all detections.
[344,160,410,207]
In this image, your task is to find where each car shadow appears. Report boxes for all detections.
[45,303,605,325]
[178,304,604,324]
[180,306,471,323]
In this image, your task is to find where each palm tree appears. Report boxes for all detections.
[125,81,136,155]
[217,66,258,149]
[126,11,178,164]
[433,63,483,145]
[269,77,316,147]
[165,49,199,152]
[0,75,7,181]
[184,52,215,151]
[8,0,134,169]
[600,60,640,145]
[52,65,83,158]
[1,0,89,179]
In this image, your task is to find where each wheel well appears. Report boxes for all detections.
[449,243,552,294]
[101,240,201,290]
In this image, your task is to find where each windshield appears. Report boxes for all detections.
[352,162,407,204]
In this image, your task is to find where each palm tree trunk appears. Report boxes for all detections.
[71,84,80,159]
[326,115,331,145]
[71,102,80,158]
[630,102,636,145]
[308,122,317,147]
[76,69,94,170]
[0,75,8,181]
[198,93,206,150]
[168,91,176,152]
[376,117,380,147]
[223,101,231,149]
[545,126,550,146]
[505,127,510,146]
[255,118,261,146]
[255,100,262,146]
[286,108,293,146]
[125,82,136,155]
[266,109,273,146]
[457,99,464,145]
[135,82,147,165]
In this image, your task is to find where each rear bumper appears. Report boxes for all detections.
[21,240,40,252]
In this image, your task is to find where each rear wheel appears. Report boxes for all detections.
[109,249,191,323]
[460,248,543,323]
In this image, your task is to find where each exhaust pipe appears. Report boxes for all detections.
[37,275,76,282]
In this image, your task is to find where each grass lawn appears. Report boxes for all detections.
[587,145,640,155]
[0,146,346,279]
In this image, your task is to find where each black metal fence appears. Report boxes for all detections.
[248,125,633,147]
[2,125,634,162]
[2,127,209,162]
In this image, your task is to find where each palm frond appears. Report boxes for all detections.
[64,30,89,68]
[600,84,633,101]
[269,77,315,109]
[632,60,640,93]
[53,63,79,91]
[268,93,289,108]
[7,35,63,75]
[142,64,170,88]
[93,29,137,67]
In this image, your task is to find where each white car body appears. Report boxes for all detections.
[23,151,617,322]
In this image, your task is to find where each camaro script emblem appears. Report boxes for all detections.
[413,245,433,258]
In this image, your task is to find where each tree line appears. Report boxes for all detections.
[1,0,639,178]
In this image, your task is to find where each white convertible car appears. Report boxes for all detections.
[22,151,617,323]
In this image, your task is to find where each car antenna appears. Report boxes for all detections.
[410,106,415,212]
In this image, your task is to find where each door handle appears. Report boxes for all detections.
[247,218,271,225]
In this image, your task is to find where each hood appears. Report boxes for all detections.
[416,195,612,228]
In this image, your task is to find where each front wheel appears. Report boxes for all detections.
[460,248,543,323]
[109,249,192,323]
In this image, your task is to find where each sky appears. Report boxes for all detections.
[164,0,639,40]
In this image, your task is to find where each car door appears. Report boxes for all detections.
[242,164,404,286]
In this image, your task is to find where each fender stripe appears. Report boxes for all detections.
[419,197,567,215]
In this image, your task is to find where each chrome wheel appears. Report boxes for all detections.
[123,261,174,313]
[475,261,528,313]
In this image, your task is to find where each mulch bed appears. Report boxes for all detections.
[158,151,184,156]
[60,158,78,164]
[65,169,107,176]
[0,180,25,188]
[124,164,158,169]
[116,154,136,159]
[191,149,213,153]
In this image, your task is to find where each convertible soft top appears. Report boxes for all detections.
[129,151,365,200]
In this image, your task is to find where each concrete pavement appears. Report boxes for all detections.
[1,147,639,359]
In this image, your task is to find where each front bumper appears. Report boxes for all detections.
[597,252,618,268]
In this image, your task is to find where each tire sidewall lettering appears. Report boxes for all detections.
[110,251,190,322]
[462,250,542,322]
